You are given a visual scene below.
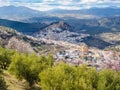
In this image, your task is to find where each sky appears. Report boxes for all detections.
[0,0,120,11]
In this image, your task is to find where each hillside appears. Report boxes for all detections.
[0,5,45,21]
[0,15,120,36]
[47,7,120,17]
[0,26,69,55]
[0,26,35,53]
[0,19,47,34]
[34,21,113,49]
[27,16,120,35]
[34,21,89,43]
[0,15,120,49]
[0,47,119,90]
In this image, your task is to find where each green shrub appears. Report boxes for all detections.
[39,63,96,90]
[39,63,120,90]
[0,76,7,90]
[0,47,14,70]
[8,53,54,86]
[0,69,7,90]
[97,69,120,90]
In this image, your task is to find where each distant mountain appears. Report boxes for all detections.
[1,6,120,21]
[23,16,62,24]
[0,15,120,35]
[98,16,120,31]
[47,7,120,17]
[66,15,120,34]
[81,7,120,17]
[0,5,45,21]
[0,6,120,49]
[0,19,47,34]
[24,14,120,35]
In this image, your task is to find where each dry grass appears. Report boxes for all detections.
[3,71,41,90]
[3,71,29,90]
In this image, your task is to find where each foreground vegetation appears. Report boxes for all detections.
[0,47,120,90]
[0,69,7,90]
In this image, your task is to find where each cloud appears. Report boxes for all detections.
[80,0,98,4]
[0,0,120,11]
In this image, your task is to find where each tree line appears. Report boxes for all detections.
[0,46,120,90]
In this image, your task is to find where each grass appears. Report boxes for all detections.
[3,71,28,90]
[3,71,41,90]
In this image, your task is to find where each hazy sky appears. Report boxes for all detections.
[0,0,120,11]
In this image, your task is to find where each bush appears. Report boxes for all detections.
[0,76,7,90]
[0,69,7,90]
[8,53,54,86]
[0,47,14,70]
[39,63,120,90]
[97,69,120,90]
[39,63,97,90]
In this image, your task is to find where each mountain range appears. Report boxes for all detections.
[0,4,120,90]
[0,5,120,50]
[0,15,120,34]
[1,6,120,21]
[0,5,45,21]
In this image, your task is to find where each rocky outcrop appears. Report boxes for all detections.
[6,37,34,53]
[34,21,89,44]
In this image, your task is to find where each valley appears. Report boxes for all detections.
[0,4,120,90]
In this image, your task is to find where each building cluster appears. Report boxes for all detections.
[54,45,120,70]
